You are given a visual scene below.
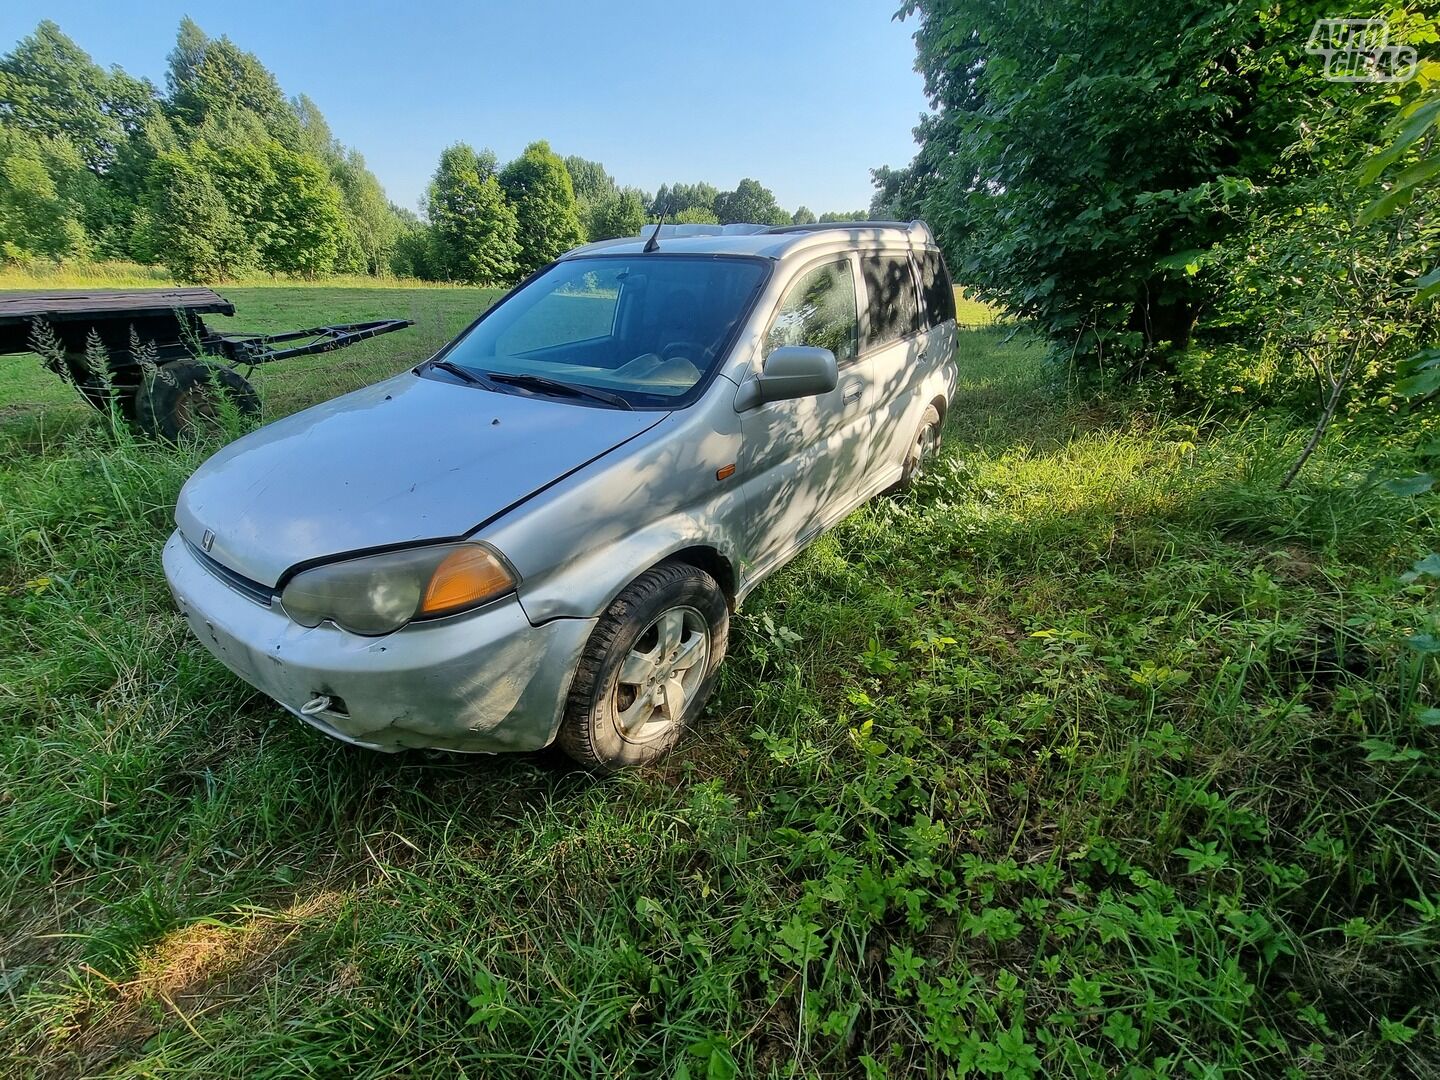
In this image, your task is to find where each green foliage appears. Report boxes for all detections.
[791,205,817,225]
[895,0,1410,367]
[714,177,789,225]
[587,187,647,241]
[387,207,433,279]
[164,17,299,146]
[258,145,350,276]
[147,146,248,281]
[0,17,403,279]
[0,126,92,261]
[561,155,650,242]
[817,209,868,223]
[652,180,719,218]
[0,19,152,173]
[500,139,585,275]
[2,303,1439,1075]
[672,205,721,225]
[0,18,834,282]
[329,151,401,275]
[427,143,521,286]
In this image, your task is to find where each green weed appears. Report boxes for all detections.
[0,296,1436,1076]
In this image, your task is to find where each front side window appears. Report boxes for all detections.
[764,259,858,363]
[437,255,767,406]
[861,253,920,349]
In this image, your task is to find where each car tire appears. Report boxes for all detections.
[894,402,942,492]
[558,562,728,773]
[135,360,260,441]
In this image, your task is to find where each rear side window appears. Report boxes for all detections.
[861,253,920,349]
[765,259,858,363]
[920,249,957,327]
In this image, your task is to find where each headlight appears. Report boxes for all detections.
[279,542,516,635]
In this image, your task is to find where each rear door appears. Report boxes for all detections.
[917,245,958,386]
[735,253,870,577]
[858,250,926,483]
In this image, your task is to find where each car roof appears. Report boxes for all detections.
[561,220,940,261]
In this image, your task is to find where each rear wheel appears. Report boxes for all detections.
[895,403,942,491]
[558,562,728,773]
[135,360,260,441]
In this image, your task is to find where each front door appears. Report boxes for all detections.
[734,254,870,580]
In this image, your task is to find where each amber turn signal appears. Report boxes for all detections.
[716,463,736,481]
[419,545,515,616]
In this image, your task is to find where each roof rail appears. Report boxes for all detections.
[629,223,771,241]
[761,220,916,235]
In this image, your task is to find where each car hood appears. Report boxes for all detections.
[175,372,667,587]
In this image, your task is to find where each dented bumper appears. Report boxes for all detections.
[162,530,593,753]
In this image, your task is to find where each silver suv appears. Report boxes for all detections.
[164,221,959,770]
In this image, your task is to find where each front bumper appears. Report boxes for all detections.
[163,531,595,753]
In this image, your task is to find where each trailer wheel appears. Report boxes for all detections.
[135,360,260,440]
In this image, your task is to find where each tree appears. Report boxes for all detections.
[818,210,868,223]
[564,155,640,241]
[148,146,249,280]
[651,181,718,219]
[294,93,342,165]
[0,22,115,172]
[0,127,92,261]
[165,18,300,146]
[333,151,402,275]
[564,155,617,206]
[714,178,788,225]
[389,206,432,278]
[895,0,1354,368]
[791,206,817,225]
[501,140,584,274]
[258,144,349,276]
[672,205,720,225]
[588,188,646,241]
[428,142,521,285]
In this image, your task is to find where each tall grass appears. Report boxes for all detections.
[0,315,1436,1076]
[0,260,470,291]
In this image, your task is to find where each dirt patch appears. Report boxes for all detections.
[49,890,345,1075]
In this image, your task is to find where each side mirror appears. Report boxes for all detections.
[733,346,839,410]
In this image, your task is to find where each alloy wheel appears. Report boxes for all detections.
[611,605,710,743]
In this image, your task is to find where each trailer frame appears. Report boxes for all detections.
[0,288,412,436]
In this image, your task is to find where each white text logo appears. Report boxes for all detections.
[1306,19,1418,83]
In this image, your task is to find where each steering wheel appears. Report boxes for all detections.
[661,340,705,362]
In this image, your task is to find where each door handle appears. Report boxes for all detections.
[843,387,862,406]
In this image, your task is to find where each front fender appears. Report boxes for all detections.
[482,404,749,623]
[515,513,740,624]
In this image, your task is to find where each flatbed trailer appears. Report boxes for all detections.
[0,288,412,438]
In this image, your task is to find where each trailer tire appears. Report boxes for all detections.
[135,360,260,440]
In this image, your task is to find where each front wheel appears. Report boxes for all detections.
[558,562,728,773]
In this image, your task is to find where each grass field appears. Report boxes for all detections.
[2,287,1438,1076]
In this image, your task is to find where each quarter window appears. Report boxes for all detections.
[765,259,858,363]
[861,253,920,348]
[919,249,957,327]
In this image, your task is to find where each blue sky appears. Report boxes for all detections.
[1,1,931,217]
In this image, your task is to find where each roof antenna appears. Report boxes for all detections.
[643,199,669,253]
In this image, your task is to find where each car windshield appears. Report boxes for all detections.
[436,255,768,407]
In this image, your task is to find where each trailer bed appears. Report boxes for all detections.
[0,287,413,436]
[0,287,234,330]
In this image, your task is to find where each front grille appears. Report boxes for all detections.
[186,538,276,607]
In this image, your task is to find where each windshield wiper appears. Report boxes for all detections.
[484,371,633,411]
[427,358,504,390]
